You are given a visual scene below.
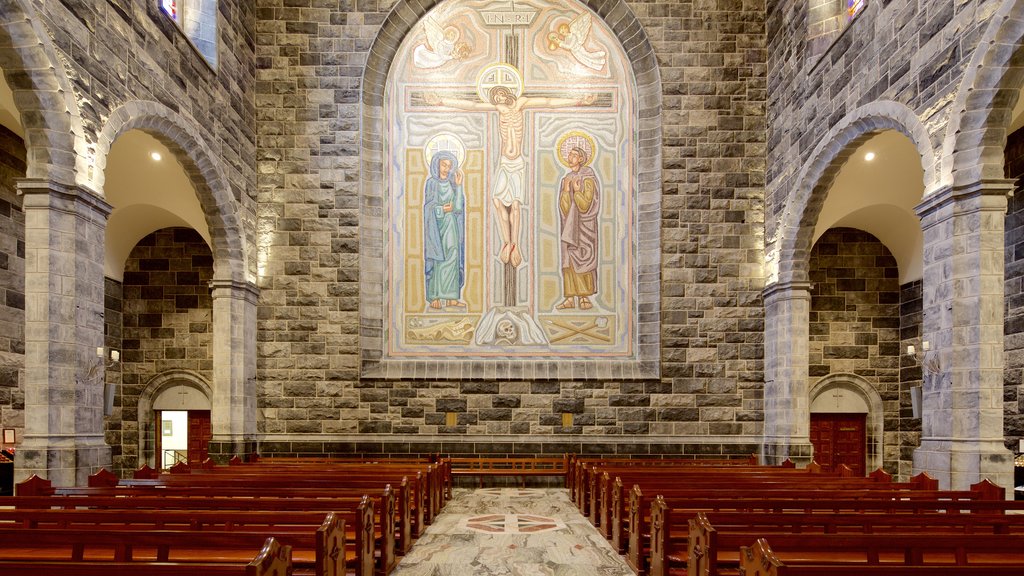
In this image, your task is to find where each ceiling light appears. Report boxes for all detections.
[150,151,162,161]
[864,152,876,162]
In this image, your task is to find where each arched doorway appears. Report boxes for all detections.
[809,374,884,476]
[138,371,212,469]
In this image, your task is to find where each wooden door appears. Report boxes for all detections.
[154,410,163,468]
[809,413,866,476]
[187,410,212,465]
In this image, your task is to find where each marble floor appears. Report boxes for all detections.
[391,488,637,576]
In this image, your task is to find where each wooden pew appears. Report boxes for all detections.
[0,534,291,576]
[737,534,1024,576]
[11,477,381,576]
[684,510,1024,576]
[448,456,568,487]
[88,468,415,559]
[0,508,346,576]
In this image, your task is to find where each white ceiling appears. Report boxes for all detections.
[0,70,24,137]
[2,68,209,280]
[104,130,211,281]
[813,130,926,284]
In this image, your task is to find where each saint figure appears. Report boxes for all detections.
[557,145,600,310]
[423,151,466,309]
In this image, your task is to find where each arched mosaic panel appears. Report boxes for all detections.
[384,0,638,368]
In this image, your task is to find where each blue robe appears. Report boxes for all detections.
[423,154,465,303]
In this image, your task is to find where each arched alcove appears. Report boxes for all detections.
[137,370,213,469]
[809,373,884,474]
[360,0,662,379]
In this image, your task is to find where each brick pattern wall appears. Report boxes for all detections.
[808,228,901,471]
[0,125,24,441]
[113,228,214,471]
[104,278,124,466]
[253,0,767,455]
[1004,127,1024,454]
[766,2,991,237]
[898,279,922,478]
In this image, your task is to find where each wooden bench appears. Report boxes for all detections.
[0,508,347,576]
[0,533,291,576]
[737,534,1024,576]
[684,510,1024,576]
[448,456,568,487]
[12,477,380,576]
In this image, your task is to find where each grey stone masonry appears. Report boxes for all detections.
[15,180,112,486]
[210,279,259,459]
[762,281,813,465]
[0,126,25,446]
[256,0,767,451]
[913,182,1014,491]
[808,228,902,474]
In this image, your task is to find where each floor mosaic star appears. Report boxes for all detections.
[390,488,636,576]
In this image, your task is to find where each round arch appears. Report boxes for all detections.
[772,101,935,286]
[0,0,90,186]
[94,101,247,283]
[136,370,213,469]
[357,0,663,375]
[941,0,1024,189]
[809,373,885,474]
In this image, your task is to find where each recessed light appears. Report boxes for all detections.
[864,152,876,162]
[150,151,162,161]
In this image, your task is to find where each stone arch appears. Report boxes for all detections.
[94,101,246,283]
[808,373,885,474]
[358,0,662,374]
[0,0,90,186]
[772,101,935,285]
[941,0,1024,189]
[136,370,213,470]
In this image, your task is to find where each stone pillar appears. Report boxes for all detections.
[913,181,1014,492]
[15,179,112,486]
[762,281,815,465]
[207,279,258,461]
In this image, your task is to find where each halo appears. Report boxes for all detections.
[423,132,466,167]
[556,130,596,167]
[476,63,524,103]
[443,26,460,41]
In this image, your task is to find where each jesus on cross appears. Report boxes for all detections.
[425,64,594,271]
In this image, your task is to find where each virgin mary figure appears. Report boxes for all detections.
[423,150,466,309]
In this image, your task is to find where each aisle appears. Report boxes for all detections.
[392,488,637,575]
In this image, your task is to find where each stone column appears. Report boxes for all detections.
[762,281,815,465]
[913,181,1014,492]
[15,179,112,486]
[207,279,259,461]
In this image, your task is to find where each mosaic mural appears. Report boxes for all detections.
[385,0,635,358]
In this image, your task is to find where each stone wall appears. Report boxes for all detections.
[898,279,922,478]
[766,2,992,236]
[253,0,767,455]
[1004,127,1024,455]
[0,125,24,442]
[808,228,901,472]
[112,228,214,471]
[34,0,256,226]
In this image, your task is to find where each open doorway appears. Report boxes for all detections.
[155,410,211,469]
[148,378,212,470]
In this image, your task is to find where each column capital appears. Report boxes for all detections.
[208,279,260,303]
[762,280,812,303]
[17,178,113,218]
[916,178,1013,220]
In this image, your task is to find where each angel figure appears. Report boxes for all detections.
[414,17,471,69]
[547,13,607,72]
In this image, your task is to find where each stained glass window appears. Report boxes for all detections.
[847,0,866,21]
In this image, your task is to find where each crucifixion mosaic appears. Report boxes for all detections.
[385,0,635,358]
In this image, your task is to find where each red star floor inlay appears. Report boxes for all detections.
[462,513,567,534]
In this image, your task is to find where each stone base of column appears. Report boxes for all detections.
[913,438,1014,494]
[14,435,111,487]
[761,439,814,467]
[208,436,259,464]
